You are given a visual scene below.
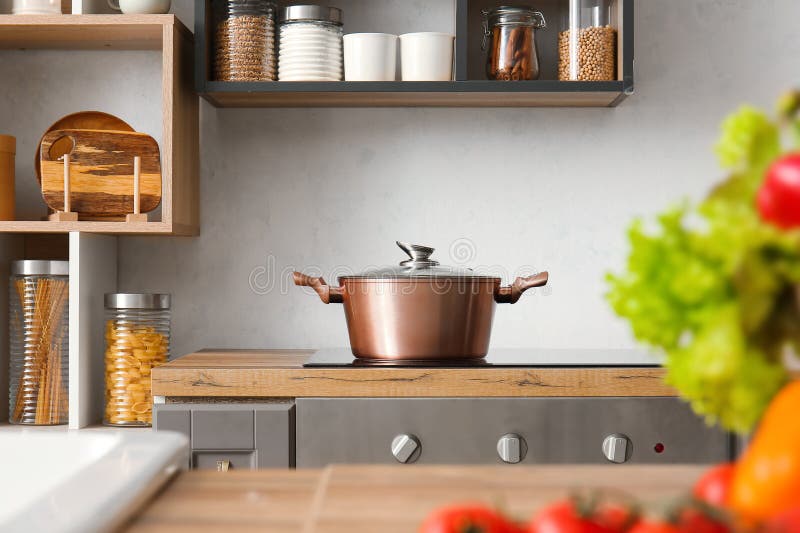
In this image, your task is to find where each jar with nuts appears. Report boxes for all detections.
[559,0,617,81]
[482,6,546,81]
[104,294,170,427]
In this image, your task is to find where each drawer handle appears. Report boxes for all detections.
[216,460,231,472]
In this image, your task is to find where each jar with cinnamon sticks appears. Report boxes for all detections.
[482,6,546,81]
[9,261,69,425]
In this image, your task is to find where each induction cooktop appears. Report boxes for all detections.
[303,348,663,368]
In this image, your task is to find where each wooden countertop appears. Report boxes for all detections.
[126,464,704,533]
[151,350,675,398]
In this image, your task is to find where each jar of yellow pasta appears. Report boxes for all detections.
[104,293,170,426]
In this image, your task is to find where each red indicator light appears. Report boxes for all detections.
[654,443,665,454]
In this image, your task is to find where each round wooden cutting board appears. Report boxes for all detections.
[35,111,134,183]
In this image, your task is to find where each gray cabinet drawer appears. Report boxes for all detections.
[154,407,191,440]
[153,407,193,469]
[193,409,254,450]
[193,450,257,470]
[296,398,732,468]
[256,408,296,468]
[154,403,295,469]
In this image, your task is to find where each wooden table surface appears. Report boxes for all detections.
[152,349,675,398]
[126,465,704,533]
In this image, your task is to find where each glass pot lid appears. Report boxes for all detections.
[340,241,500,281]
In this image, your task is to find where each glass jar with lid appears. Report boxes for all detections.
[9,260,69,425]
[104,293,170,427]
[558,0,617,81]
[278,5,343,82]
[482,6,546,81]
[213,0,277,81]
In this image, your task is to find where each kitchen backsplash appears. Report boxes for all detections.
[1,0,797,359]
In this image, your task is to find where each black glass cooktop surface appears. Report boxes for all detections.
[303,348,662,368]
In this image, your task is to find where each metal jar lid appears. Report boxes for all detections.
[279,4,343,24]
[11,260,69,276]
[105,293,171,310]
[483,6,546,27]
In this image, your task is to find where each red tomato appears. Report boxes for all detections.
[763,507,800,533]
[594,505,637,532]
[626,501,731,533]
[420,504,521,533]
[675,507,730,533]
[692,463,735,508]
[757,153,800,230]
[627,520,681,533]
[528,500,635,533]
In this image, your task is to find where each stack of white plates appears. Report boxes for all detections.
[278,22,343,81]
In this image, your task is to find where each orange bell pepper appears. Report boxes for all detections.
[730,380,800,523]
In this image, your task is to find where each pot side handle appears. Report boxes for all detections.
[293,272,344,304]
[495,271,549,304]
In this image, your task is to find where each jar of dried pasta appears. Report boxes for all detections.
[9,260,69,425]
[104,293,170,427]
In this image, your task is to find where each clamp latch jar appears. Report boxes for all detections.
[482,6,546,81]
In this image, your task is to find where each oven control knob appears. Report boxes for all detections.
[602,433,631,464]
[497,433,527,464]
[391,434,420,464]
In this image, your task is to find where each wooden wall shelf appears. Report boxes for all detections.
[0,15,199,236]
[196,0,633,108]
[0,220,182,235]
[0,14,170,49]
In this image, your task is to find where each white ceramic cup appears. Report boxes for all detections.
[107,0,171,14]
[399,32,454,81]
[12,0,61,15]
[343,33,398,82]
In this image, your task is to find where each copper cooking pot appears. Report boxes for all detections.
[294,241,549,361]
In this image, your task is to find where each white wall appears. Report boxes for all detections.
[2,0,799,359]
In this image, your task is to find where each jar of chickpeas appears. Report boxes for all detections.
[559,0,617,81]
[104,293,170,427]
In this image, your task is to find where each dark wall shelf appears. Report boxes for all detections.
[196,0,634,108]
[203,80,628,107]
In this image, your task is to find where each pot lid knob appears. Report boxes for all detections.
[397,241,439,268]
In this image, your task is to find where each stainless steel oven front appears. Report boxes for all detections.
[295,397,732,468]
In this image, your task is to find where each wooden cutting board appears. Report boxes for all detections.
[35,111,135,184]
[40,129,161,216]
